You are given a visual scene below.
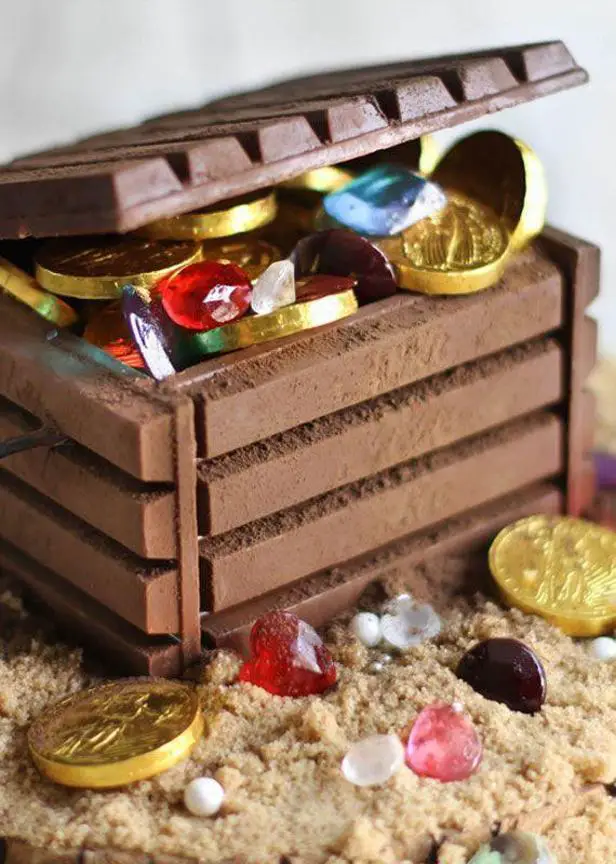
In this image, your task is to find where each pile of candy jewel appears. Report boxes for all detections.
[0,130,547,382]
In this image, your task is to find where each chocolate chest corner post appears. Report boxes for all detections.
[0,40,600,673]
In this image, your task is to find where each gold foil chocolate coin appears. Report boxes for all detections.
[489,515,616,637]
[202,238,281,279]
[35,236,202,300]
[432,130,547,252]
[378,191,510,295]
[188,277,358,356]
[283,166,355,194]
[139,189,277,241]
[28,678,204,788]
[0,256,77,327]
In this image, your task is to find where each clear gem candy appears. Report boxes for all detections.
[469,831,555,864]
[323,164,447,237]
[350,612,382,647]
[381,603,441,650]
[251,260,296,315]
[382,593,414,615]
[341,734,405,786]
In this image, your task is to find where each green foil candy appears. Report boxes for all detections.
[468,831,556,864]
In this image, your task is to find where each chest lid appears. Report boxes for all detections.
[0,40,586,239]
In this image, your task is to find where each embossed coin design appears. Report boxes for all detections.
[28,679,204,788]
[35,237,202,300]
[489,515,616,636]
[201,238,281,279]
[377,191,510,295]
[138,190,277,241]
[0,256,77,327]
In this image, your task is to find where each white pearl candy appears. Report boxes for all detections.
[184,777,225,816]
[350,611,382,647]
[588,636,616,661]
[341,734,405,787]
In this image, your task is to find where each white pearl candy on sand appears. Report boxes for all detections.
[341,734,405,787]
[350,611,382,647]
[588,636,616,661]
[184,777,225,816]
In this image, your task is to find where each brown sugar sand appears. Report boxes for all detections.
[0,575,615,864]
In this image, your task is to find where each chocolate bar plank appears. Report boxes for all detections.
[0,540,182,677]
[202,482,564,654]
[0,294,176,482]
[0,42,586,237]
[0,469,179,634]
[539,228,600,515]
[0,397,176,558]
[206,41,580,108]
[172,246,563,458]
[170,398,202,667]
[200,413,562,610]
[198,339,563,535]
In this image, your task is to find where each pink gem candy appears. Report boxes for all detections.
[405,702,482,782]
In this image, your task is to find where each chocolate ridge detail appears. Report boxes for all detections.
[0,42,586,237]
[197,337,563,534]
[200,412,562,609]
[201,481,564,654]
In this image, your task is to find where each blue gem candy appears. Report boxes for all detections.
[323,164,447,237]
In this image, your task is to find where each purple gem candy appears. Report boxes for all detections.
[594,451,616,489]
[122,286,176,381]
[457,638,547,714]
[289,229,397,304]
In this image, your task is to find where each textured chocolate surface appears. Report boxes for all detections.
[201,482,563,654]
[198,339,563,533]
[200,413,562,610]
[0,42,586,238]
[172,246,564,458]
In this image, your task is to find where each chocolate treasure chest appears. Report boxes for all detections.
[0,41,598,676]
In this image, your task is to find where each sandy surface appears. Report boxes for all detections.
[0,573,615,864]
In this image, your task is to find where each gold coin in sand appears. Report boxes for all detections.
[28,679,203,788]
[201,237,281,279]
[489,515,616,637]
[138,189,278,241]
[35,236,202,300]
[377,191,510,295]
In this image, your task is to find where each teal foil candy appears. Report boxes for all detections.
[323,164,447,237]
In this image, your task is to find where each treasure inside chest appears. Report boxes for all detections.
[0,40,598,676]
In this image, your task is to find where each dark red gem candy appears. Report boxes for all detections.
[161,260,252,331]
[456,638,547,714]
[238,610,337,697]
[290,229,397,304]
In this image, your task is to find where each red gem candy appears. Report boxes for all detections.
[161,261,252,331]
[238,611,337,697]
[405,702,482,782]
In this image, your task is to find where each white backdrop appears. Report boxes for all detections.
[1,0,613,348]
